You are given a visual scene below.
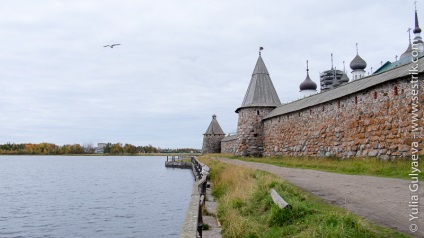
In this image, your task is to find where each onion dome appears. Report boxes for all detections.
[340,61,349,84]
[401,28,415,60]
[299,60,317,91]
[400,42,413,60]
[331,69,341,87]
[350,54,367,70]
[340,73,349,84]
[299,74,317,91]
[350,43,367,70]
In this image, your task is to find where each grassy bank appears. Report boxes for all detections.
[220,155,423,180]
[200,155,410,238]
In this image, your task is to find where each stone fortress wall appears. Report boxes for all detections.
[221,135,237,154]
[262,75,423,159]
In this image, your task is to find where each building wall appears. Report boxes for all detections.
[235,107,275,156]
[202,134,225,154]
[263,76,424,159]
[221,136,237,154]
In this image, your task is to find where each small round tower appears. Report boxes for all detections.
[202,114,225,154]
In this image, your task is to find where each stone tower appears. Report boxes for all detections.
[235,50,281,156]
[202,114,225,154]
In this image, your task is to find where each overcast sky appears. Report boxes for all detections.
[0,0,419,149]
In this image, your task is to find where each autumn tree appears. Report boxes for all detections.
[124,144,138,154]
[110,143,124,155]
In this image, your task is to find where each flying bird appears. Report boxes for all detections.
[103,44,121,48]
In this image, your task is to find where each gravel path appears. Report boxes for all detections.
[217,158,424,237]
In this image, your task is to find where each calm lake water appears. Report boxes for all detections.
[0,156,194,238]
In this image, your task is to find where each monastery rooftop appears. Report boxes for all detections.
[264,55,424,120]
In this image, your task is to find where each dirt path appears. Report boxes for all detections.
[217,158,424,237]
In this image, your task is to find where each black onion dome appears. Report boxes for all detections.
[340,73,349,83]
[299,73,317,91]
[350,54,367,70]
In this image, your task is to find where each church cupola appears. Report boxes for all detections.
[350,43,367,80]
[339,61,350,84]
[413,3,423,52]
[299,60,317,97]
[400,29,414,60]
[331,68,341,87]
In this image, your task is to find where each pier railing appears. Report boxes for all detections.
[180,157,209,238]
[166,154,192,162]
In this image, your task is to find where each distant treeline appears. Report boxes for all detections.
[0,142,200,155]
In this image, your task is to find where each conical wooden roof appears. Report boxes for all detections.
[236,55,281,112]
[204,114,225,135]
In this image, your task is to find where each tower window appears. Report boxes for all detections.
[394,86,398,96]
[355,96,358,104]
[338,101,341,109]
[373,91,378,99]
[257,110,259,115]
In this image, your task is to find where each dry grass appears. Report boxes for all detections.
[200,155,411,238]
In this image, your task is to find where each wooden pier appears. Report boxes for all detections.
[165,155,192,169]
